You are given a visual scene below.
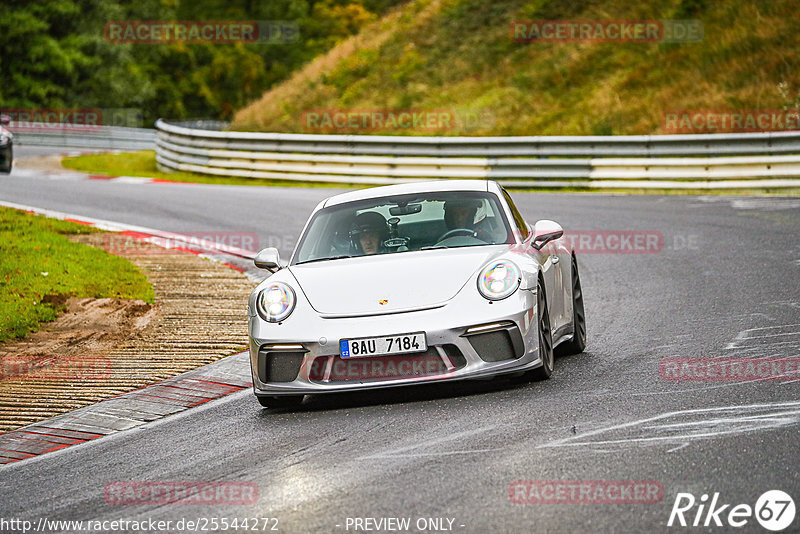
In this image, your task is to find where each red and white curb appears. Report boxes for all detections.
[10,167,192,185]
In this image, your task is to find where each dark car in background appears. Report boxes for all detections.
[0,115,12,173]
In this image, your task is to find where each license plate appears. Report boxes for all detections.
[340,332,427,358]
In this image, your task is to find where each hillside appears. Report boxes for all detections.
[230,0,800,136]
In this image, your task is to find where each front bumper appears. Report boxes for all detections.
[248,289,542,396]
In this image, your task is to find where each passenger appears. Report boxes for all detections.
[350,211,389,255]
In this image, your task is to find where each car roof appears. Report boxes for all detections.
[323,179,493,207]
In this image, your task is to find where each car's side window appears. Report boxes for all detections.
[501,189,529,241]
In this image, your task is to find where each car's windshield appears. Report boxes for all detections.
[293,191,513,264]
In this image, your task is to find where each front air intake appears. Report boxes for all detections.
[467,326,523,362]
[442,344,467,368]
[258,347,306,383]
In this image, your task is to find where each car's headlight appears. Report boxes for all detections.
[477,261,521,300]
[256,282,296,322]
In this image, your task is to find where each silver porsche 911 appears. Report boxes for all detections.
[247,180,585,408]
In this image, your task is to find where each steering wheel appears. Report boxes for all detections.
[436,228,476,242]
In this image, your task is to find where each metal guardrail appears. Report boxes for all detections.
[11,125,156,151]
[160,120,800,188]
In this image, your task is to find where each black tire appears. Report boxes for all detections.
[556,255,586,356]
[0,143,11,174]
[257,395,304,409]
[524,279,554,381]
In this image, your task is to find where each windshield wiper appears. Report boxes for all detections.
[296,255,352,265]
[420,245,450,250]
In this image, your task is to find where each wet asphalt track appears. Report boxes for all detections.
[1,162,800,533]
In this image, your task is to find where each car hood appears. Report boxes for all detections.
[289,246,507,316]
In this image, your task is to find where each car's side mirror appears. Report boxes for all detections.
[0,115,10,127]
[254,247,282,272]
[531,220,564,250]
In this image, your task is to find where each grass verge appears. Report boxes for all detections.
[61,151,369,189]
[0,208,154,342]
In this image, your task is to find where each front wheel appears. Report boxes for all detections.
[556,255,586,356]
[523,280,554,381]
[257,395,304,409]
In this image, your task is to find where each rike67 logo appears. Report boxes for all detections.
[668,490,796,531]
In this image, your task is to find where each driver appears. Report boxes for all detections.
[443,198,481,232]
[350,211,389,255]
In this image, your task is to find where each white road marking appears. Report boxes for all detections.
[729,198,800,210]
[358,425,497,459]
[108,176,153,184]
[666,443,690,453]
[736,323,800,335]
[538,400,800,450]
[724,323,800,350]
[361,448,503,458]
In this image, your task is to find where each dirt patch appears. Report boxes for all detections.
[39,293,68,309]
[12,154,73,173]
[0,297,154,365]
